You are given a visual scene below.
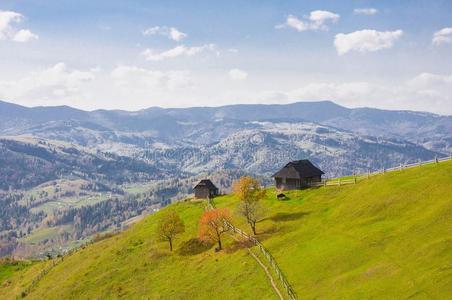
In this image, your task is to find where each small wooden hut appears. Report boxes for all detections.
[273,160,324,190]
[193,179,219,199]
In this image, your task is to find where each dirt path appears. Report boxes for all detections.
[228,232,284,300]
[247,247,285,300]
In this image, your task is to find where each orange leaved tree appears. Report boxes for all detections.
[232,176,266,235]
[198,208,232,251]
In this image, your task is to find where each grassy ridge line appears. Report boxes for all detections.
[306,156,452,188]
[214,160,452,299]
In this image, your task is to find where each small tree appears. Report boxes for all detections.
[156,210,185,251]
[198,208,231,251]
[232,176,266,235]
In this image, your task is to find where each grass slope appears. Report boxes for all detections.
[2,161,451,299]
[2,202,275,300]
[215,161,452,299]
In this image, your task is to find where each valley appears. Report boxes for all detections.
[0,100,450,258]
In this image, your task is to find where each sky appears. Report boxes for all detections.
[0,0,451,114]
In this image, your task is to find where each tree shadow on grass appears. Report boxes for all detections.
[254,224,282,242]
[178,238,213,256]
[267,211,310,222]
[225,239,254,254]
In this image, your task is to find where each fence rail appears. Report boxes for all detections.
[227,155,452,299]
[305,155,452,188]
[207,200,297,300]
[17,242,90,299]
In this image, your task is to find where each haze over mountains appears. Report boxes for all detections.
[1,99,450,167]
[1,100,450,150]
[1,99,450,184]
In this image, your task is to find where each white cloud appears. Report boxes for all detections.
[0,10,22,40]
[334,29,403,55]
[276,10,340,32]
[228,69,248,81]
[408,72,452,88]
[168,27,187,42]
[141,44,217,61]
[432,27,452,46]
[309,10,340,26]
[107,65,197,108]
[261,72,452,114]
[0,63,95,100]
[13,29,39,42]
[289,82,375,104]
[143,26,187,41]
[353,8,379,15]
[111,65,191,90]
[0,10,38,42]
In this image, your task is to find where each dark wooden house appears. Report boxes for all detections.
[273,160,324,190]
[193,179,219,199]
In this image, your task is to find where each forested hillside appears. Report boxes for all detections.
[0,100,450,258]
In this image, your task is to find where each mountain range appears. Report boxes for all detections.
[0,99,450,177]
[1,100,450,152]
[0,99,451,257]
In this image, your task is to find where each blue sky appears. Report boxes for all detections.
[0,0,451,114]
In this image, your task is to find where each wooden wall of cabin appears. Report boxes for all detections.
[194,187,210,199]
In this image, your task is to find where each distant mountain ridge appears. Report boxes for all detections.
[1,99,450,153]
[0,99,450,258]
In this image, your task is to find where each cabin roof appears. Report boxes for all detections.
[194,179,218,190]
[272,160,324,179]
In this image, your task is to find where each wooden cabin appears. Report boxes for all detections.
[273,160,324,190]
[193,179,219,199]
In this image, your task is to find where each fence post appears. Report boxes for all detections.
[435,156,438,164]
[367,170,370,179]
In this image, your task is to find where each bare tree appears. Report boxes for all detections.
[156,210,185,251]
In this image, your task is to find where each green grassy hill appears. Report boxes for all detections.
[1,161,451,299]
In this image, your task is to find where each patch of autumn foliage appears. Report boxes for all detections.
[198,208,232,250]
[232,176,266,235]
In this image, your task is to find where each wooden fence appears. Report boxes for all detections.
[306,155,452,188]
[17,155,451,299]
[208,155,452,299]
[17,242,90,299]
[207,199,297,300]
[16,259,59,299]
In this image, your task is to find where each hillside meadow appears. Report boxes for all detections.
[215,160,452,299]
[1,160,451,299]
[1,201,275,300]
